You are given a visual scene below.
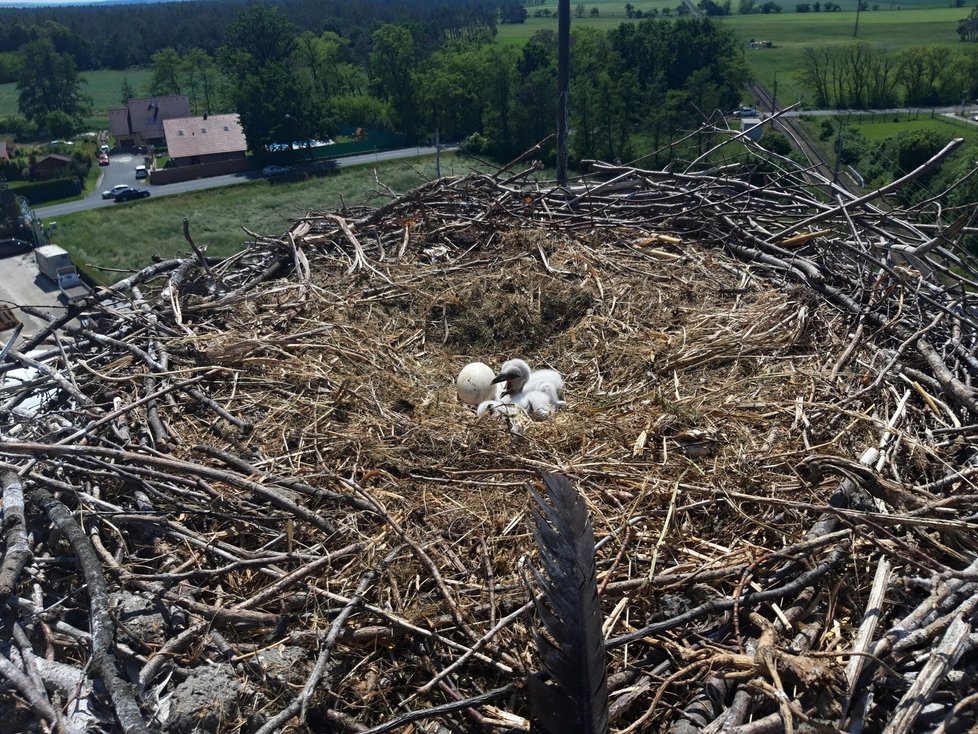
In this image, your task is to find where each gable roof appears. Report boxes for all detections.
[38,154,72,165]
[108,95,192,138]
[163,114,247,159]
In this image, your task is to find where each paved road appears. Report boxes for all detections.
[3,144,453,342]
[36,145,451,221]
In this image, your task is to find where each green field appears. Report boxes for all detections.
[496,1,971,105]
[724,8,967,105]
[794,110,978,167]
[0,68,152,129]
[52,153,494,284]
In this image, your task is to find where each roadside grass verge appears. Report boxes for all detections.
[54,153,497,284]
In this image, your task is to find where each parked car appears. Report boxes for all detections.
[732,107,759,118]
[135,164,148,178]
[98,154,110,166]
[114,188,150,202]
[99,144,111,155]
[102,184,131,200]
[262,164,290,177]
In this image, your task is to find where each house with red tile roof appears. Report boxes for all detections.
[162,114,247,166]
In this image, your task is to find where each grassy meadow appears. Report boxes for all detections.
[795,110,978,167]
[724,7,968,105]
[54,152,495,283]
[0,68,152,129]
[497,0,972,105]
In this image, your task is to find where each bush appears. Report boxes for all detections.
[0,115,37,138]
[760,131,792,155]
[13,177,83,206]
[460,132,488,155]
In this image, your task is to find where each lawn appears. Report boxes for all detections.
[52,152,497,284]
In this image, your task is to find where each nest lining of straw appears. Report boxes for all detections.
[1,165,977,734]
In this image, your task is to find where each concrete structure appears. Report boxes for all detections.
[162,114,247,166]
[108,95,192,149]
[740,117,764,142]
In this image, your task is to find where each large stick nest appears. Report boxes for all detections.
[2,158,978,734]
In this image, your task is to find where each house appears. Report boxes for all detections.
[34,154,73,179]
[162,114,247,166]
[108,95,192,149]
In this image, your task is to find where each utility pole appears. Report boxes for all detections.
[556,0,570,188]
[854,0,862,36]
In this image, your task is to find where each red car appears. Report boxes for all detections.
[98,154,110,166]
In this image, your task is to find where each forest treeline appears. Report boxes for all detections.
[0,0,500,76]
[5,2,749,167]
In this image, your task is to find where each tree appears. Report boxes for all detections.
[760,130,791,155]
[959,7,978,43]
[625,3,635,18]
[182,49,219,116]
[500,0,529,23]
[591,7,600,15]
[217,5,305,153]
[120,78,136,105]
[576,3,586,17]
[16,38,91,131]
[218,4,298,82]
[148,48,183,96]
[370,24,418,138]
[414,46,487,142]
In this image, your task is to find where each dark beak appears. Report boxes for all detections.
[491,369,517,385]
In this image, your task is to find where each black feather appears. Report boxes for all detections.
[526,472,609,734]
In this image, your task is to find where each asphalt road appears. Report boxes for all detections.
[2,144,451,342]
[35,145,450,221]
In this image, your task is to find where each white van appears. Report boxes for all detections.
[135,164,147,179]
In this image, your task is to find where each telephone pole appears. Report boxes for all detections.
[556,0,570,188]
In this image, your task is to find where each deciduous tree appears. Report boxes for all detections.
[16,38,91,132]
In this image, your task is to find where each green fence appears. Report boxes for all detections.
[257,127,408,166]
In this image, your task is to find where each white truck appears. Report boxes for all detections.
[34,244,92,303]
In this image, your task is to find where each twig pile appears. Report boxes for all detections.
[1,155,978,734]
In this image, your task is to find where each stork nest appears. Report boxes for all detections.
[2,156,978,734]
